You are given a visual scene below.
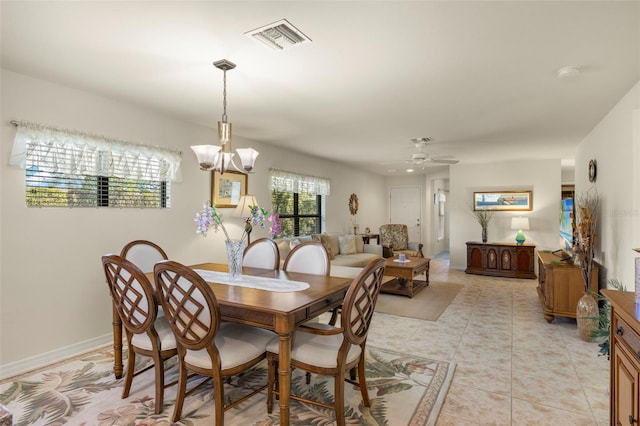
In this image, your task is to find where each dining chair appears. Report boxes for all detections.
[120,240,168,273]
[101,254,178,414]
[283,241,330,276]
[283,241,338,328]
[120,239,169,317]
[266,257,386,426]
[154,260,277,424]
[243,237,280,270]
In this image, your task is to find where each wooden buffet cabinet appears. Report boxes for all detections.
[536,250,599,323]
[601,290,640,426]
[465,242,536,279]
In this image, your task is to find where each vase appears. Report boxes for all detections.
[225,239,245,280]
[481,226,488,243]
[576,292,599,342]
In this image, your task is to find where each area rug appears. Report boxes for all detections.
[0,344,455,426]
[375,281,463,321]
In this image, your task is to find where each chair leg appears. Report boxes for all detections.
[122,347,135,399]
[153,354,164,414]
[267,354,276,414]
[171,361,188,423]
[334,369,346,426]
[358,353,370,407]
[329,307,340,326]
[213,373,224,426]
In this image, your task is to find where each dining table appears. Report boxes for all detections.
[111,262,352,425]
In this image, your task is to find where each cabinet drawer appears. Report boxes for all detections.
[304,291,347,321]
[613,313,640,361]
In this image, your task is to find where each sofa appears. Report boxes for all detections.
[274,233,382,269]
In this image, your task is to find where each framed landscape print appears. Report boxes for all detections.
[473,190,532,211]
[211,171,247,208]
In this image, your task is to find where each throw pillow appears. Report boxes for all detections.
[289,238,302,249]
[312,234,334,259]
[326,234,340,256]
[354,235,364,253]
[338,234,357,255]
[276,240,291,260]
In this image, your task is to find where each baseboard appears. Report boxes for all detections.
[0,334,113,381]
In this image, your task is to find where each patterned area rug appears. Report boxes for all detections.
[0,345,454,426]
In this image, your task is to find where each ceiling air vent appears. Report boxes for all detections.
[245,19,311,51]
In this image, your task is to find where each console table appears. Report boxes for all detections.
[360,234,380,245]
[537,250,598,322]
[465,241,536,279]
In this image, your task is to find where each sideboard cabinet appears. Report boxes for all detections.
[536,250,598,323]
[601,290,640,426]
[465,242,536,279]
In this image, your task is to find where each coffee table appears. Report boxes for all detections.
[382,256,430,298]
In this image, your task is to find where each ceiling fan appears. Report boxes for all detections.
[382,137,459,167]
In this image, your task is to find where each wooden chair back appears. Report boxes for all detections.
[102,254,158,335]
[341,257,386,347]
[154,260,220,352]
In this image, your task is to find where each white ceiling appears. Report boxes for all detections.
[2,1,639,176]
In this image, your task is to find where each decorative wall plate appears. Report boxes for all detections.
[588,159,597,183]
[349,193,359,215]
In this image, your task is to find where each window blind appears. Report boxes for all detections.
[11,121,181,208]
[269,168,330,196]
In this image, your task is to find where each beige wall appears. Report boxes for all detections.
[0,70,387,372]
[575,80,640,287]
[448,159,562,271]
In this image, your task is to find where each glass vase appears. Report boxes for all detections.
[225,239,245,280]
[481,226,488,243]
[576,292,599,342]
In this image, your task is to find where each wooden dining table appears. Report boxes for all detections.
[111,262,352,425]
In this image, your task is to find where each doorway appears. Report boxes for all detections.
[389,186,422,242]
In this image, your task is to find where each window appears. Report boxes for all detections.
[10,122,181,208]
[270,169,330,238]
[272,191,322,237]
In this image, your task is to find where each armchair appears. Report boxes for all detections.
[379,224,424,258]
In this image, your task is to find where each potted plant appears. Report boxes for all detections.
[590,279,625,358]
[573,187,600,341]
[471,209,493,243]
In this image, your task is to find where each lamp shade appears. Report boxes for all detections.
[236,148,259,172]
[511,217,530,231]
[233,195,258,218]
[191,145,221,170]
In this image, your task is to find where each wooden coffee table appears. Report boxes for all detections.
[382,256,430,298]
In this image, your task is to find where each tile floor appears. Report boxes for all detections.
[365,256,610,425]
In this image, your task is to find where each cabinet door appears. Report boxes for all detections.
[613,342,639,426]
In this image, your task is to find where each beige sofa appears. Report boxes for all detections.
[274,233,382,269]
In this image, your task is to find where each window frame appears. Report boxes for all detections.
[272,192,323,237]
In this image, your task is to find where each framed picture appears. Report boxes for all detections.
[211,171,247,208]
[473,190,532,211]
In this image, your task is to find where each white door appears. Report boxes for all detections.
[389,186,422,242]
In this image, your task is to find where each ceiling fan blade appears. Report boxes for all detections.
[430,158,459,164]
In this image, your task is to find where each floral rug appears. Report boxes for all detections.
[0,345,455,426]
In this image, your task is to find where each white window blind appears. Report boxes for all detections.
[10,121,182,208]
[269,168,330,196]
[10,123,182,181]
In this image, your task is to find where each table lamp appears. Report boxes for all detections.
[233,194,258,244]
[511,217,530,245]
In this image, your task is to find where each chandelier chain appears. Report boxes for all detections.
[222,69,228,123]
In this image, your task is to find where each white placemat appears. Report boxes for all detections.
[194,269,310,292]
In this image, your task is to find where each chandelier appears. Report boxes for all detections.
[191,59,259,174]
